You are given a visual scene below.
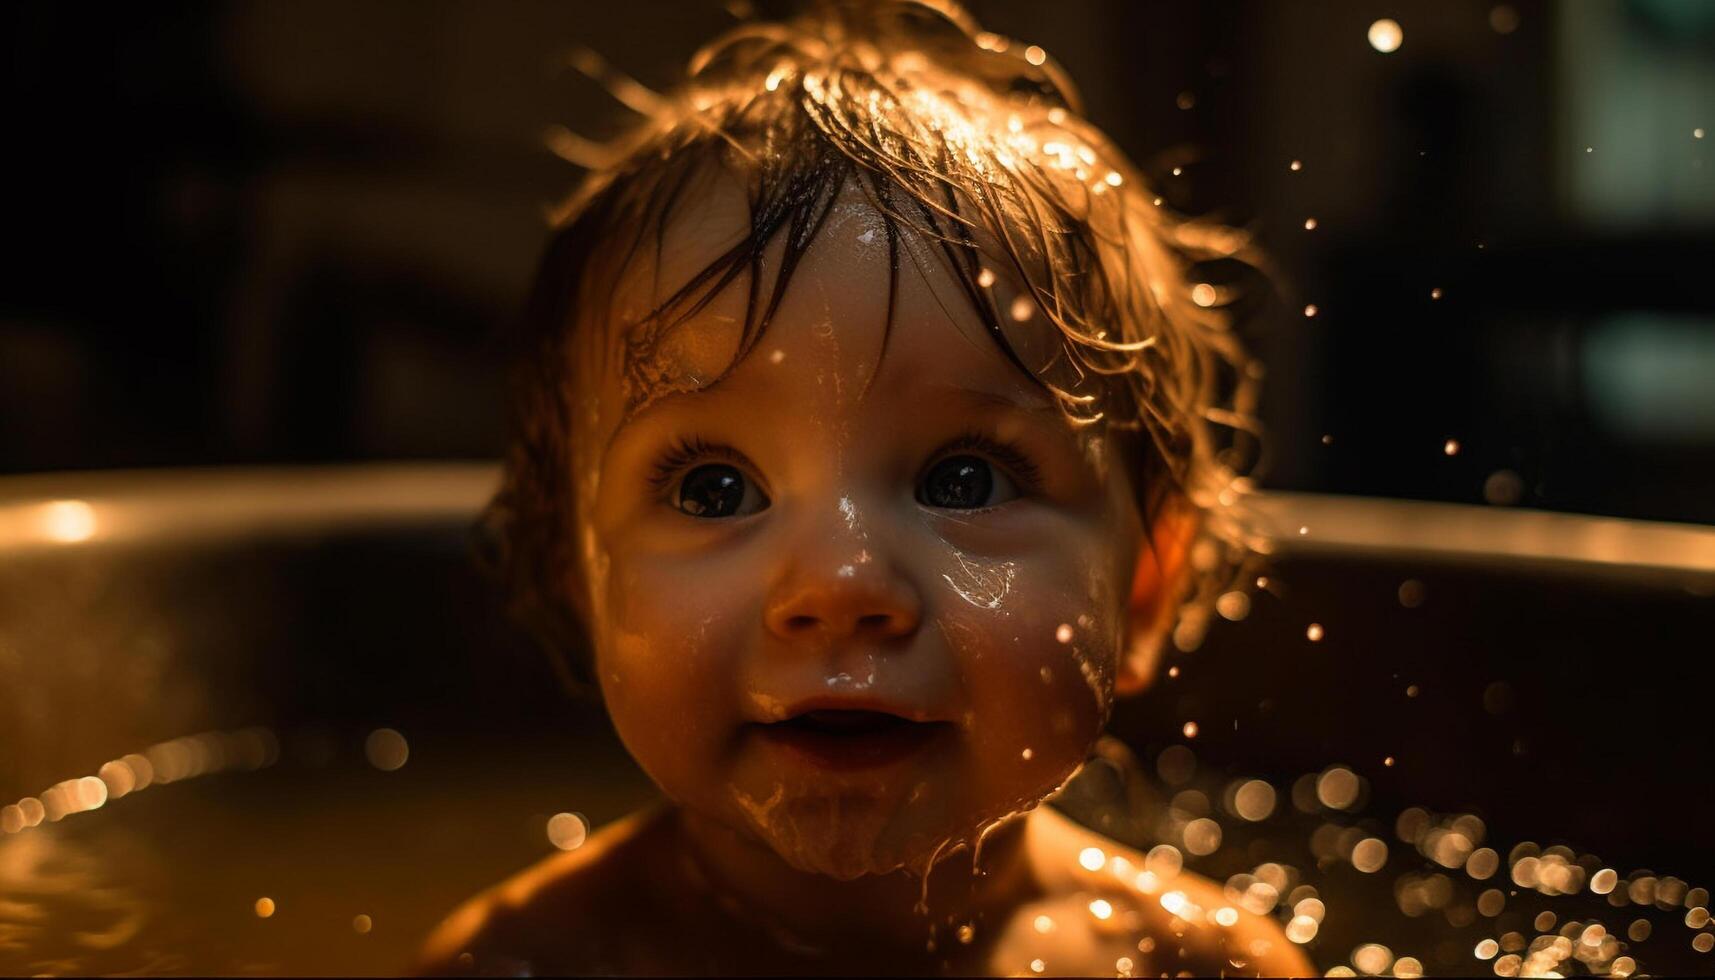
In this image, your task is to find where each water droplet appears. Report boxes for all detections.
[547,812,589,850]
[1368,19,1403,53]
[364,728,409,771]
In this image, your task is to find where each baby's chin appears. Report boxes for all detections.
[729,785,936,880]
[728,777,1062,883]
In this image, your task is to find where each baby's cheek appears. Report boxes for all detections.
[595,552,748,786]
[942,549,1122,806]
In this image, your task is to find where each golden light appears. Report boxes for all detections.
[1286,914,1319,944]
[1233,779,1276,821]
[98,759,137,799]
[1023,45,1046,66]
[1181,721,1199,739]
[255,896,276,918]
[1443,438,1461,456]
[38,499,97,543]
[1316,766,1360,809]
[1475,939,1499,960]
[1289,159,1303,172]
[1183,817,1222,856]
[1304,218,1318,230]
[1191,283,1219,307]
[1216,590,1251,622]
[1033,914,1054,934]
[353,913,373,934]
[1079,846,1106,871]
[1029,958,1046,973]
[364,728,409,771]
[1088,898,1113,920]
[1352,943,1393,975]
[1213,906,1239,927]
[1368,19,1404,53]
[1306,623,1325,642]
[1591,867,1618,894]
[547,811,589,851]
[1352,837,1388,873]
[1304,304,1319,317]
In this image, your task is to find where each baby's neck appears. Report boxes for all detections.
[671,805,1041,959]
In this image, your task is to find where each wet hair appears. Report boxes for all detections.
[480,0,1268,695]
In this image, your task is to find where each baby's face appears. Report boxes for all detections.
[568,172,1147,880]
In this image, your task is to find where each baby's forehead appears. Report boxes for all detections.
[578,168,1067,427]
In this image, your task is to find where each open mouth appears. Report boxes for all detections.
[756,710,948,771]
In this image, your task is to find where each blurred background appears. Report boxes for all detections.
[3,0,1713,521]
[3,1,1714,976]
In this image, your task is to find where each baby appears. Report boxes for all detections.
[415,1,1306,975]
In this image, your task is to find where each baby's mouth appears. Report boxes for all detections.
[757,710,950,771]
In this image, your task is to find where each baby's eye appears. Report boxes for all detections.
[918,454,1021,510]
[676,463,768,518]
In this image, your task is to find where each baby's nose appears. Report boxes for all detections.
[762,506,922,644]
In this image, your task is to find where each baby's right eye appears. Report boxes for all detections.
[675,463,768,518]
[646,435,770,519]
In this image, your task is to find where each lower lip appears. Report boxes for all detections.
[753,721,949,772]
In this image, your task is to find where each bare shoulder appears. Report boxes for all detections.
[410,802,679,977]
[997,805,1314,978]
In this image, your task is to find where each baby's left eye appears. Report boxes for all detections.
[918,455,1021,510]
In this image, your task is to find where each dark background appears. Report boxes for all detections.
[3,0,1713,523]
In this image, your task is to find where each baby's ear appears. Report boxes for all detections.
[1115,493,1200,698]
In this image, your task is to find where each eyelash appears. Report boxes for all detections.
[643,429,1044,503]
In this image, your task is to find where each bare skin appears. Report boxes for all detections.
[414,171,1311,977]
[414,801,1310,977]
